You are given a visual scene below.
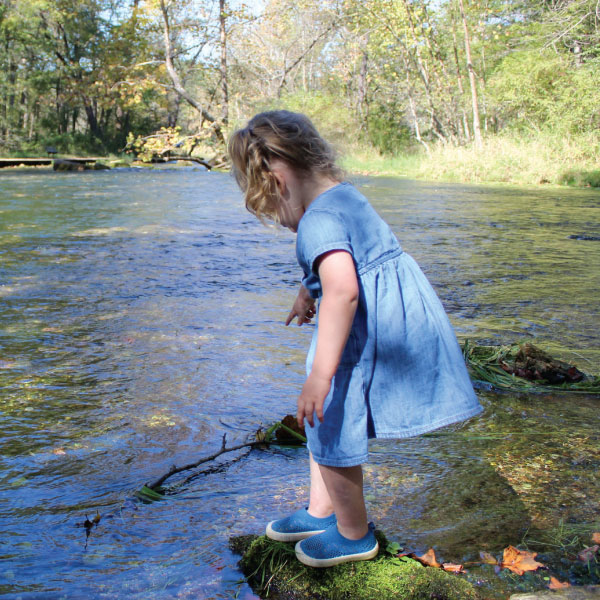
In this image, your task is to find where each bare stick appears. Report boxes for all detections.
[144,420,306,492]
[146,434,264,491]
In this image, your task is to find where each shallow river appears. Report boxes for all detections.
[0,168,598,599]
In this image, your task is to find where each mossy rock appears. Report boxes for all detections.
[230,531,480,600]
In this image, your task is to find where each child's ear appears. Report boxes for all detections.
[271,170,286,195]
[269,162,288,196]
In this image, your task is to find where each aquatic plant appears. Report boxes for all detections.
[462,341,600,394]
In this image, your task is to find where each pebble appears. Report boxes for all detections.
[510,586,600,600]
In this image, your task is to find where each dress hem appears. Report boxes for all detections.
[310,453,370,468]
[372,404,484,440]
[308,404,484,467]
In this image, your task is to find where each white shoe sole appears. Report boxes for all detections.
[265,521,326,542]
[294,540,379,567]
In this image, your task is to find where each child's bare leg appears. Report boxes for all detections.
[318,463,368,540]
[308,452,335,518]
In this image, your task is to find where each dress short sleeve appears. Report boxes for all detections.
[296,208,353,298]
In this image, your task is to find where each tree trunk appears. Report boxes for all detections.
[84,101,102,139]
[159,0,225,145]
[458,0,482,148]
[356,41,369,131]
[219,0,228,125]
[451,12,470,142]
[28,106,35,141]
[401,49,430,155]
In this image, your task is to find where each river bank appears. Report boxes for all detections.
[340,133,600,188]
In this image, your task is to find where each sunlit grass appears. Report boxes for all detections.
[342,133,600,188]
[339,144,422,177]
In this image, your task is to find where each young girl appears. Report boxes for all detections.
[228,110,483,568]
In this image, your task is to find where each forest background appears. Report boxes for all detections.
[0,0,598,186]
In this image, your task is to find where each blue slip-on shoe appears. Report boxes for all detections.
[295,522,379,567]
[266,508,337,542]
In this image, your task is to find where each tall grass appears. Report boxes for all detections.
[339,145,422,177]
[343,132,600,188]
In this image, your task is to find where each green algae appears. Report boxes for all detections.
[231,531,480,600]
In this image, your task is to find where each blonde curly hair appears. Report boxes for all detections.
[228,110,344,222]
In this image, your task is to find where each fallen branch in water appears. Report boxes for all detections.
[141,418,306,497]
[146,433,261,491]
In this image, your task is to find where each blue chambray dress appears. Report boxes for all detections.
[296,182,483,467]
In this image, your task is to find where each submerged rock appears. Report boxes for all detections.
[53,159,110,171]
[230,531,479,600]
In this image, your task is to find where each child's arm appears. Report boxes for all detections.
[297,250,359,428]
[285,284,315,326]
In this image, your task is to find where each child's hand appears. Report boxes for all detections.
[285,285,316,326]
[297,371,331,428]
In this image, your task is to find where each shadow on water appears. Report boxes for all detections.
[0,170,598,597]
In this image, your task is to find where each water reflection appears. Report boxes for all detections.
[0,170,598,597]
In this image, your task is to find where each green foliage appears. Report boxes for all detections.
[0,0,168,155]
[488,50,600,135]
[366,102,413,155]
[558,169,600,188]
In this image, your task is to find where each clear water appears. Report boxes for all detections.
[0,168,598,598]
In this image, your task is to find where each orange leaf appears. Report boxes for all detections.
[592,533,600,544]
[416,548,442,568]
[443,563,464,573]
[500,546,544,576]
[479,551,498,565]
[548,576,570,590]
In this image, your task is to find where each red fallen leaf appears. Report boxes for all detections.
[500,546,544,575]
[442,563,464,573]
[577,545,599,562]
[548,576,570,590]
[592,533,600,544]
[480,551,498,565]
[416,548,442,568]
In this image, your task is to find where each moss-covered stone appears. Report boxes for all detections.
[230,531,480,600]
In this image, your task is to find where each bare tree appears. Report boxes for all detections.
[219,0,228,124]
[159,0,225,145]
[458,0,482,148]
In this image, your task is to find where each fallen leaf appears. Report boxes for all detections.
[52,448,66,455]
[577,545,599,562]
[442,563,464,573]
[416,548,442,568]
[548,576,570,590]
[480,551,498,565]
[592,533,600,544]
[500,546,544,576]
